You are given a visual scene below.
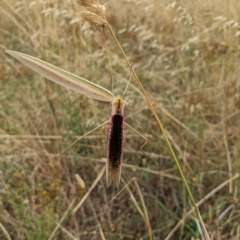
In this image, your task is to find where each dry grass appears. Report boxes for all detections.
[1,0,240,239]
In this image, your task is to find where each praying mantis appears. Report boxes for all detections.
[5,50,148,187]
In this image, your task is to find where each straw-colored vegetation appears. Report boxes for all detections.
[1,0,240,239]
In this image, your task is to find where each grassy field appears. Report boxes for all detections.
[1,0,240,239]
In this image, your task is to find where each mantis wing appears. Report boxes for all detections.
[6,50,115,102]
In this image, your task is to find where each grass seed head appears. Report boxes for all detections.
[75,173,86,190]
[81,11,107,27]
[78,0,106,22]
[78,0,99,9]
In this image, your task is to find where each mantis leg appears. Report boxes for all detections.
[59,120,110,157]
[122,66,133,99]
[123,122,148,152]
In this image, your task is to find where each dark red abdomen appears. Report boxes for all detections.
[106,114,124,187]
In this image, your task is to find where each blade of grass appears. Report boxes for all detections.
[133,179,153,240]
[59,226,79,240]
[222,110,233,193]
[0,222,12,240]
[48,166,105,240]
[165,173,239,239]
[48,197,77,240]
[121,178,152,240]
[121,178,145,218]
[72,166,105,214]
[89,199,106,240]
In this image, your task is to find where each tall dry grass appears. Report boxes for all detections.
[1,0,240,239]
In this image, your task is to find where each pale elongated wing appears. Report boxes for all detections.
[6,50,115,102]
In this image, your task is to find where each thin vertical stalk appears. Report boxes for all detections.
[106,22,210,240]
